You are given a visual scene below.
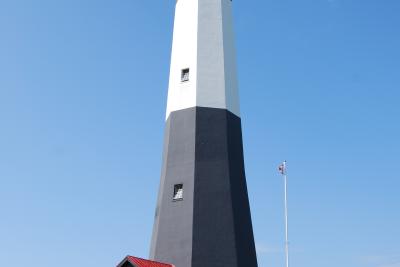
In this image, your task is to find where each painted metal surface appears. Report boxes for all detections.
[150,0,257,266]
[150,107,258,267]
[165,0,240,120]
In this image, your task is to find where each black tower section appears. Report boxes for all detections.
[150,107,258,267]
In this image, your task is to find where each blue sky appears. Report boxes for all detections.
[0,0,399,267]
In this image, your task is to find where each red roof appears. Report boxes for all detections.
[118,256,174,267]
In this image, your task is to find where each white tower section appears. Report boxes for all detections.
[165,0,240,120]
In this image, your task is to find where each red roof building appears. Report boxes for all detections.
[117,256,174,267]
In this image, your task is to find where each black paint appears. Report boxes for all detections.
[150,107,258,267]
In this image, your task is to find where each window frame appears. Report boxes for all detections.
[181,68,190,83]
[173,183,184,201]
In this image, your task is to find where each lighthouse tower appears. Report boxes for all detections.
[150,0,258,267]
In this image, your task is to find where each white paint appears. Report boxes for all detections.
[166,0,198,120]
[166,0,240,120]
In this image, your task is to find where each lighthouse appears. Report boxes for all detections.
[149,0,258,267]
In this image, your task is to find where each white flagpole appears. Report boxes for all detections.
[283,161,289,267]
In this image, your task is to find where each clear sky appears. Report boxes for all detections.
[0,0,399,267]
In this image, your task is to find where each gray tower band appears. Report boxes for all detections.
[150,108,258,267]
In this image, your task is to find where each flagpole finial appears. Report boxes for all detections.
[279,161,287,175]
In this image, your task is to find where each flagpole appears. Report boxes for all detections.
[283,161,289,267]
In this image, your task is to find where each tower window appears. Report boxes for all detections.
[173,184,183,201]
[181,68,190,82]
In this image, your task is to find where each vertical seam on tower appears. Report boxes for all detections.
[224,111,240,266]
[220,0,228,112]
[191,1,200,264]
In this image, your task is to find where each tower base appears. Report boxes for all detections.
[150,107,258,267]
